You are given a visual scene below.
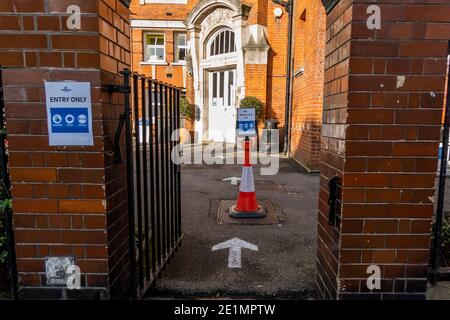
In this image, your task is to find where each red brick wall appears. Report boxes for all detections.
[290,0,326,171]
[317,0,352,299]
[130,0,186,87]
[245,64,267,126]
[317,0,450,300]
[131,28,185,88]
[265,1,289,128]
[99,0,131,298]
[0,0,130,298]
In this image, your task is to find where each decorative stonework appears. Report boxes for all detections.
[243,24,269,65]
[201,8,234,32]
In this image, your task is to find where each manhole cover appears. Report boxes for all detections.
[235,182,286,192]
[217,200,279,225]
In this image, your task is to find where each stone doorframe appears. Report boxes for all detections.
[186,0,250,142]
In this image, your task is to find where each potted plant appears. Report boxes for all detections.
[239,96,264,123]
[180,97,195,144]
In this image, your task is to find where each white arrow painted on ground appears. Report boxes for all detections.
[222,177,241,185]
[212,238,258,268]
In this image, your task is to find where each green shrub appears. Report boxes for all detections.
[0,198,11,264]
[441,213,450,252]
[240,96,263,122]
[180,97,194,120]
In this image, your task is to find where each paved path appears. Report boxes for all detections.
[147,157,319,299]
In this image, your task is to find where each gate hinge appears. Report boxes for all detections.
[102,84,131,94]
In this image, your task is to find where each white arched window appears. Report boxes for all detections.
[209,29,236,57]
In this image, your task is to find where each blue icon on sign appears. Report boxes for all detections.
[50,108,89,133]
[239,121,255,132]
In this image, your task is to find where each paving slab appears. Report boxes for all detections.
[427,282,450,300]
[147,156,319,299]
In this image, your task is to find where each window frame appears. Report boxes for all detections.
[207,28,236,58]
[143,32,166,63]
[174,33,187,63]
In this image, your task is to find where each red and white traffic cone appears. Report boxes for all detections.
[230,137,266,219]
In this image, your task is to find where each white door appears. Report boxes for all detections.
[208,69,236,143]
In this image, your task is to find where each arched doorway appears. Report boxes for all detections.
[204,27,238,143]
[186,1,250,143]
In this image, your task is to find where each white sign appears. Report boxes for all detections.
[212,237,258,268]
[45,82,93,146]
[237,108,256,136]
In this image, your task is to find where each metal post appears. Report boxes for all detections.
[0,67,18,299]
[142,78,150,280]
[154,82,162,266]
[431,45,450,285]
[160,83,167,259]
[176,90,182,238]
[133,75,144,290]
[148,80,157,274]
[121,69,137,299]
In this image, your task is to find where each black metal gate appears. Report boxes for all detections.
[0,68,18,299]
[430,48,450,284]
[114,69,182,299]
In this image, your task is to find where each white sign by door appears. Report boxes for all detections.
[237,108,256,136]
[45,82,93,146]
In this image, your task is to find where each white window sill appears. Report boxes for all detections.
[171,61,186,66]
[140,61,168,65]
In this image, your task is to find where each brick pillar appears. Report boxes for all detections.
[317,0,450,299]
[0,0,131,299]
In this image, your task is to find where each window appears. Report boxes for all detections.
[175,33,187,63]
[209,29,236,57]
[144,33,165,62]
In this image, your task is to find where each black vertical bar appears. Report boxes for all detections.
[0,67,18,299]
[121,69,137,298]
[168,86,174,249]
[164,84,171,253]
[431,45,450,285]
[148,80,157,274]
[171,88,177,243]
[170,87,176,246]
[176,90,182,238]
[141,77,150,280]
[154,82,162,266]
[159,83,167,259]
[133,74,144,289]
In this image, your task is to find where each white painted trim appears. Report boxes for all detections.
[131,19,186,29]
[143,0,187,4]
[171,62,186,66]
[140,61,168,65]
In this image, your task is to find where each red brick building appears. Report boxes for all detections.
[1,0,449,301]
[130,0,326,171]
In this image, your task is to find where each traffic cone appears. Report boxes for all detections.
[230,138,266,219]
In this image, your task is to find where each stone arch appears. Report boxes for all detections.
[186,0,250,29]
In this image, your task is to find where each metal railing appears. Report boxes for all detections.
[0,67,18,299]
[119,69,182,299]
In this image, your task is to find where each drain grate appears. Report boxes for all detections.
[217,200,279,225]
